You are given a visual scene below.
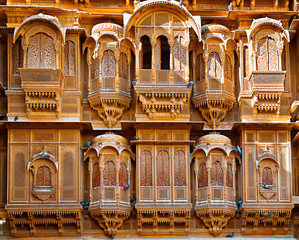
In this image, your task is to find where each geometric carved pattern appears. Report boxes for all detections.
[208,52,222,80]
[226,163,233,188]
[12,38,23,75]
[93,163,100,188]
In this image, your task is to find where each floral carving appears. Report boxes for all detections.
[119,163,128,187]
[140,150,152,186]
[174,150,186,186]
[211,161,223,186]
[64,40,76,76]
[157,150,170,186]
[198,163,208,188]
[93,163,100,188]
[103,160,116,186]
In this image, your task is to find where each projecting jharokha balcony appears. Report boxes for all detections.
[19,68,62,118]
[249,71,286,115]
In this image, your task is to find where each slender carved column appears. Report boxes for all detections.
[206,157,212,200]
[135,40,141,83]
[22,41,28,68]
[169,40,174,85]
[151,37,156,84]
[223,158,228,201]
[204,51,209,90]
[184,39,189,84]
[100,155,104,200]
[88,159,93,202]
[194,157,199,202]
[87,48,91,92]
[115,49,120,91]
[99,50,103,90]
[115,158,120,201]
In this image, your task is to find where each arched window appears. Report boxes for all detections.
[158,35,170,70]
[12,38,23,75]
[92,163,100,188]
[64,40,75,76]
[102,50,116,90]
[198,163,208,188]
[257,37,278,71]
[27,33,55,69]
[211,161,224,186]
[174,150,186,186]
[174,36,186,70]
[262,167,273,185]
[226,163,233,188]
[157,150,170,186]
[140,150,152,186]
[119,163,128,187]
[103,160,116,186]
[141,36,152,69]
[208,52,222,80]
[119,53,128,79]
[36,166,51,186]
[225,55,232,81]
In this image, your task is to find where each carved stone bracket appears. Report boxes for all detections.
[196,209,235,236]
[193,97,234,129]
[90,210,130,238]
[135,89,191,119]
[242,207,293,234]
[136,208,191,236]
[5,208,81,236]
[88,93,131,127]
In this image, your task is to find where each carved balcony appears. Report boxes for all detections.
[19,68,62,118]
[84,133,134,238]
[88,89,131,128]
[192,88,235,129]
[249,71,286,115]
[191,133,240,236]
[135,70,191,120]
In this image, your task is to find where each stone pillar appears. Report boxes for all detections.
[100,155,104,200]
[88,159,93,202]
[152,37,157,84]
[115,49,120,91]
[169,40,174,85]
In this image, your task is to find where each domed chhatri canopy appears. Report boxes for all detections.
[192,132,240,161]
[85,132,134,160]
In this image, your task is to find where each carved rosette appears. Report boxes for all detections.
[88,93,131,127]
[135,89,191,119]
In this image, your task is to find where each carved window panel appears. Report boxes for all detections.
[27,33,55,69]
[262,166,273,185]
[119,163,128,187]
[36,166,51,186]
[208,52,222,80]
[195,54,204,82]
[244,46,249,78]
[157,150,170,186]
[225,55,232,81]
[174,150,186,186]
[159,36,170,70]
[282,45,286,71]
[90,57,99,80]
[119,52,128,79]
[140,150,152,186]
[198,163,208,188]
[103,160,116,186]
[174,36,186,71]
[92,163,100,188]
[102,50,116,78]
[226,163,233,188]
[102,50,116,90]
[12,38,23,75]
[211,161,224,186]
[64,40,76,76]
[257,37,278,71]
